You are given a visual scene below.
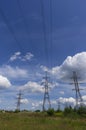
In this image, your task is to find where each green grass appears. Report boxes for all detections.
[0,112,86,130]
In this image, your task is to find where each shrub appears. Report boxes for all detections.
[35,110,40,112]
[14,109,20,113]
[47,108,55,116]
[77,106,86,115]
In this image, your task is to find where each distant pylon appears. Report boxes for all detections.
[16,90,22,111]
[72,71,83,108]
[65,98,68,108]
[58,100,61,111]
[42,71,51,111]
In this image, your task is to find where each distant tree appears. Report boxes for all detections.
[64,106,73,115]
[35,110,40,112]
[47,108,55,116]
[77,106,86,115]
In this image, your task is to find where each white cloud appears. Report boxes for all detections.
[20,99,29,104]
[19,81,44,93]
[40,65,49,72]
[31,100,57,110]
[71,95,86,106]
[58,97,75,105]
[82,95,86,105]
[22,52,34,61]
[50,52,86,82]
[82,95,86,101]
[9,52,21,61]
[0,75,11,89]
[59,91,65,95]
[0,65,28,79]
[9,51,34,62]
[51,100,57,105]
[32,102,42,107]
[82,95,86,99]
[31,101,43,110]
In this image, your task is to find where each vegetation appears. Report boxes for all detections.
[63,106,86,118]
[0,108,86,130]
[47,108,55,116]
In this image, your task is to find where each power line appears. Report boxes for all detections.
[16,0,36,76]
[0,6,22,50]
[16,0,30,35]
[50,0,53,68]
[40,0,54,69]
[0,4,37,79]
[0,4,31,58]
[40,0,49,66]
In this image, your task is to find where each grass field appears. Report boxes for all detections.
[0,112,86,130]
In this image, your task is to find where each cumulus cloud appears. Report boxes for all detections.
[82,95,86,101]
[58,97,76,105]
[82,96,86,106]
[0,65,28,79]
[51,100,57,105]
[19,81,44,93]
[20,99,29,104]
[0,75,11,89]
[9,52,21,61]
[57,96,86,106]
[82,95,86,104]
[32,101,42,108]
[31,100,57,110]
[51,52,86,82]
[59,91,65,95]
[31,101,43,110]
[40,65,48,72]
[9,51,34,62]
[22,52,34,61]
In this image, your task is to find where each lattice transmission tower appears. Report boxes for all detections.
[42,71,51,111]
[16,90,22,111]
[72,71,83,108]
[57,100,61,111]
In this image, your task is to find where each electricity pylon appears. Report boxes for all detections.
[65,98,68,108]
[42,71,51,111]
[57,100,61,111]
[72,71,83,108]
[16,90,22,111]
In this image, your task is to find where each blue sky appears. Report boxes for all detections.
[0,0,86,110]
